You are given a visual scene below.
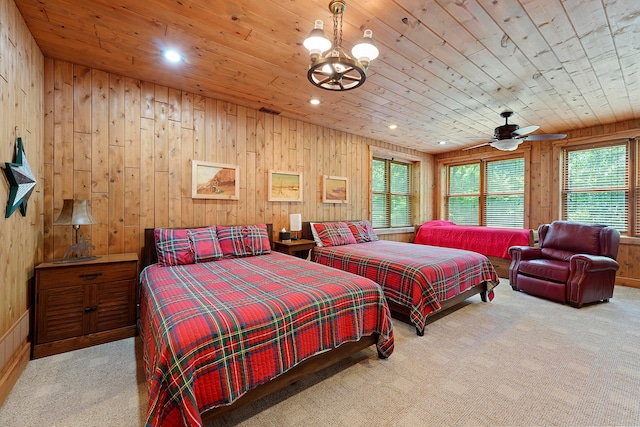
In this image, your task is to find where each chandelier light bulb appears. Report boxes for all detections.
[352,29,379,66]
[303,20,332,61]
[322,62,346,74]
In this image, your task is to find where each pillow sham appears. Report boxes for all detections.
[312,222,357,247]
[309,222,323,247]
[154,228,195,266]
[187,226,223,262]
[347,220,379,243]
[216,224,271,257]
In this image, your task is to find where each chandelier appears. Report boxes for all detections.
[303,0,379,91]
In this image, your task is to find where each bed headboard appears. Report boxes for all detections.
[143,224,274,269]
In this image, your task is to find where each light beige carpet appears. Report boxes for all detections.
[1,281,639,426]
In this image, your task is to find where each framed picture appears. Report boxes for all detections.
[268,170,303,202]
[322,175,349,203]
[191,160,239,200]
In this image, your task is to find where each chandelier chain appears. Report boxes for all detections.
[332,10,341,50]
[339,11,343,49]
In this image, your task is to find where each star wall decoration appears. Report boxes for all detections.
[3,137,36,218]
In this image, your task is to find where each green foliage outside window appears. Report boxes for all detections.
[372,158,411,228]
[564,145,628,232]
[447,158,524,228]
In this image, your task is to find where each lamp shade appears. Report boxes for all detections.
[351,29,379,63]
[303,20,332,55]
[53,199,97,226]
[289,213,302,232]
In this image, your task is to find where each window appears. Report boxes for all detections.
[446,157,525,228]
[448,163,480,225]
[371,158,412,228]
[562,142,634,234]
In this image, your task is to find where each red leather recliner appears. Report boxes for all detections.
[508,221,620,307]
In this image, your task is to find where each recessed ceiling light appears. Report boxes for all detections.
[438,140,447,145]
[388,124,398,129]
[164,50,183,63]
[309,98,321,105]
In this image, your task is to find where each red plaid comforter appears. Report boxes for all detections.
[139,251,394,427]
[312,240,499,332]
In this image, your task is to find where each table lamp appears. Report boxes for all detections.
[290,213,302,240]
[53,199,98,262]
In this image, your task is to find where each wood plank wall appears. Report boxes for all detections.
[0,0,44,403]
[42,59,433,262]
[434,120,640,288]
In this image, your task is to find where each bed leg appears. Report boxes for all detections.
[416,326,424,336]
[377,349,389,359]
[480,290,488,302]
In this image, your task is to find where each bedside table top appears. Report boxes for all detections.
[36,253,138,270]
[273,239,315,247]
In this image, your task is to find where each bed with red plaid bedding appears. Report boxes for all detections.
[139,251,394,427]
[312,240,499,334]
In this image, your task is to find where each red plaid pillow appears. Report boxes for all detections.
[217,224,271,257]
[347,220,379,243]
[313,222,357,247]
[154,228,195,266]
[187,226,223,262]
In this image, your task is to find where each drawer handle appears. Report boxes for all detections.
[79,273,103,281]
[84,306,98,312]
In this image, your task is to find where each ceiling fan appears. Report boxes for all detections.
[463,111,567,151]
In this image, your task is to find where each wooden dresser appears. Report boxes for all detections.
[32,253,138,359]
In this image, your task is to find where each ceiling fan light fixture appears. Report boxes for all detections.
[304,0,378,91]
[464,111,567,152]
[492,139,520,151]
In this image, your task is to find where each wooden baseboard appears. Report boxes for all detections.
[616,277,640,289]
[32,325,137,359]
[0,340,30,406]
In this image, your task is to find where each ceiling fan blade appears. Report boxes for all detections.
[524,133,567,141]
[513,125,539,137]
[462,141,493,151]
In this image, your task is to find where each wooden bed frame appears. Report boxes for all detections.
[141,224,381,422]
[302,221,492,336]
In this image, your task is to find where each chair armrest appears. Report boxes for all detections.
[569,254,620,272]
[509,245,543,288]
[509,245,542,260]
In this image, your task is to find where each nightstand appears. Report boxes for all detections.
[32,253,138,359]
[272,239,316,259]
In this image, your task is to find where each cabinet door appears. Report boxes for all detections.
[95,279,136,332]
[37,285,86,343]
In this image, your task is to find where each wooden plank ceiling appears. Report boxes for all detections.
[14,0,640,153]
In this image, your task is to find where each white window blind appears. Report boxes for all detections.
[447,157,524,228]
[448,163,480,225]
[371,158,412,228]
[485,158,524,228]
[562,144,628,232]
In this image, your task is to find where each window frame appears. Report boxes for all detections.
[371,156,413,229]
[441,152,529,229]
[560,138,638,236]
